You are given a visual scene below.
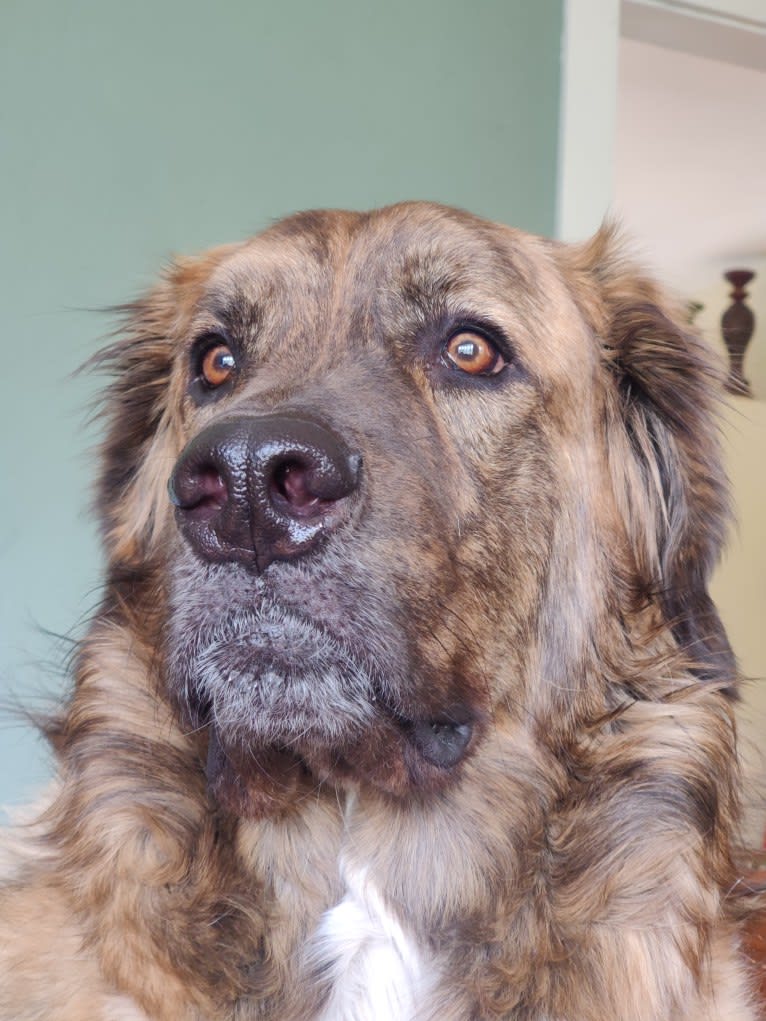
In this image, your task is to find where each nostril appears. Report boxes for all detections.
[170,466,228,521]
[271,460,324,518]
[270,450,363,521]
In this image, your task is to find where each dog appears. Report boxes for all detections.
[0,202,758,1020]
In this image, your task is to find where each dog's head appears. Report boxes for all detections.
[95,203,733,817]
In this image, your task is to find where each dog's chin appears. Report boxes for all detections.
[166,597,478,817]
[166,601,477,816]
[202,711,477,820]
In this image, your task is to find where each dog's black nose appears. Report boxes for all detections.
[168,414,362,571]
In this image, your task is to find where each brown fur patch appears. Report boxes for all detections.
[0,203,758,1019]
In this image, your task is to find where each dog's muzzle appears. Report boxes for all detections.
[168,414,362,571]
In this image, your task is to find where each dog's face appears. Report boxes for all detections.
[98,202,731,816]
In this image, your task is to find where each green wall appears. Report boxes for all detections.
[0,0,563,813]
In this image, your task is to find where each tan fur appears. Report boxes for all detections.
[1,203,758,1019]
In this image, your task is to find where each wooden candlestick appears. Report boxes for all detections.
[721,269,755,397]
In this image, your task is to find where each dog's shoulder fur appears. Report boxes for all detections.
[0,204,759,1020]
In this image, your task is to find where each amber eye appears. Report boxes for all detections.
[443,331,506,376]
[199,341,237,388]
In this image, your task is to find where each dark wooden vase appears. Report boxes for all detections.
[721,269,755,397]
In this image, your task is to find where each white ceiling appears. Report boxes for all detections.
[614,35,766,294]
[621,0,766,72]
[614,29,766,296]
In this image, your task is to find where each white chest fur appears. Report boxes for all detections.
[311,861,434,1021]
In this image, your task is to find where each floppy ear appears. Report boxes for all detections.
[92,249,233,568]
[564,226,735,689]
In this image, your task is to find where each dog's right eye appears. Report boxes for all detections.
[195,338,237,390]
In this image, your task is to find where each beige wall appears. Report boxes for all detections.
[710,396,766,848]
[699,272,765,848]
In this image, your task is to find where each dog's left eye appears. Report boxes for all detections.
[443,331,507,376]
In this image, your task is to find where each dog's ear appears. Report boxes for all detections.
[563,226,735,688]
[93,248,232,567]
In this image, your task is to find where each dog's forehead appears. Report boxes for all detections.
[206,205,542,310]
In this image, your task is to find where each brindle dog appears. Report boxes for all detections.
[0,203,757,1020]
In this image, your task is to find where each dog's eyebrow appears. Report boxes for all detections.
[399,279,462,318]
[392,250,464,306]
[391,234,533,310]
[199,289,265,339]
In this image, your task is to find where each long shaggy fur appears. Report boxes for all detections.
[0,202,758,1019]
